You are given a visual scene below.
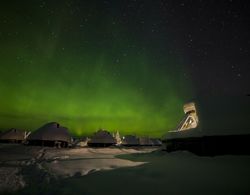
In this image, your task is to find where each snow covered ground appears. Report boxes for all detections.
[1,144,250,194]
[0,144,154,193]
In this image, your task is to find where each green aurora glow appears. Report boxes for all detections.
[0,1,193,137]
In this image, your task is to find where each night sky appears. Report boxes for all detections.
[0,0,249,136]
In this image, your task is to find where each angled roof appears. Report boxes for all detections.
[122,135,140,145]
[88,129,116,144]
[0,128,26,141]
[27,122,71,143]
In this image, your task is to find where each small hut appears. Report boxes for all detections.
[88,129,116,147]
[27,122,71,148]
[121,135,140,146]
[150,138,162,146]
[139,137,153,146]
[0,128,28,143]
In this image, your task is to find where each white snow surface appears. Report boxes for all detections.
[42,147,151,177]
[1,144,250,194]
[0,144,154,192]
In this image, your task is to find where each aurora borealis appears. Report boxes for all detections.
[1,1,249,137]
